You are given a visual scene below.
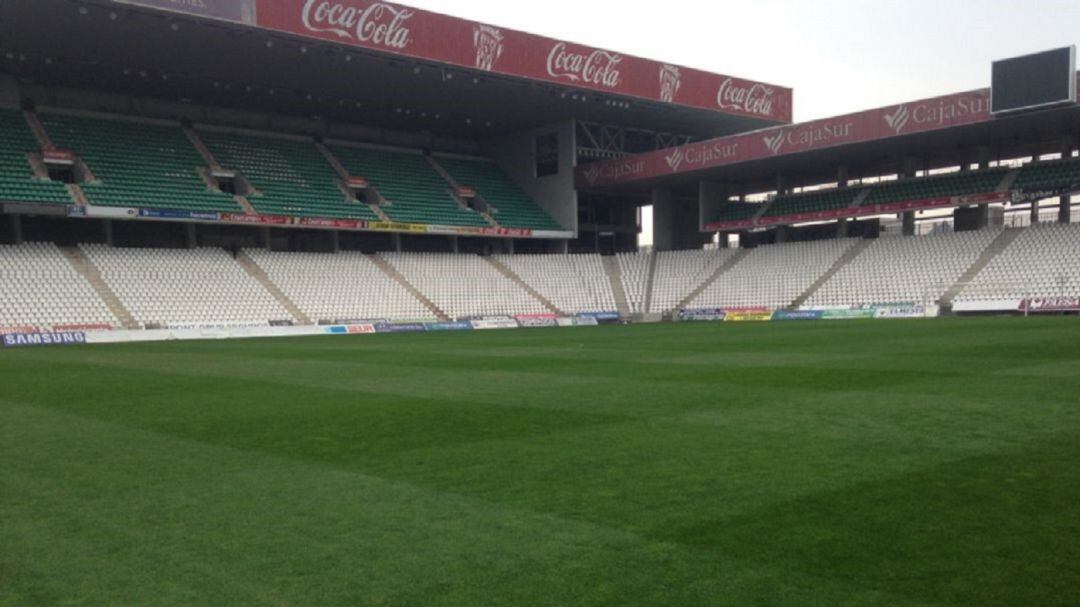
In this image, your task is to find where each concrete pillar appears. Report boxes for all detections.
[104,219,115,246]
[836,219,849,239]
[330,230,340,253]
[775,225,788,244]
[652,188,710,251]
[392,232,403,253]
[448,235,458,254]
[185,223,197,249]
[10,214,23,245]
[1030,199,1040,225]
[259,227,271,250]
[902,211,916,236]
[556,239,567,254]
[775,175,789,196]
[837,166,849,188]
[977,147,992,171]
[1060,195,1072,225]
[698,181,727,229]
[902,157,919,180]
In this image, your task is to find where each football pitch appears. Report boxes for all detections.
[2,317,1079,606]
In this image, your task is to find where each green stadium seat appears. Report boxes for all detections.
[435,155,563,231]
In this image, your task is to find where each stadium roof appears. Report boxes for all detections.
[0,0,791,140]
[577,75,1080,196]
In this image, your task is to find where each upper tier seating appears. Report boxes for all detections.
[650,249,740,313]
[765,189,860,217]
[0,109,72,205]
[0,242,116,330]
[330,145,487,227]
[199,130,378,221]
[1013,157,1080,192]
[805,229,1001,308]
[83,245,292,328]
[955,223,1080,302]
[616,253,650,314]
[863,169,1007,207]
[689,239,858,309]
[381,253,546,319]
[434,156,563,231]
[708,202,761,225]
[245,250,430,322]
[39,113,239,212]
[494,254,615,314]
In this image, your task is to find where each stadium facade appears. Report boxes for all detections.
[0,0,1078,337]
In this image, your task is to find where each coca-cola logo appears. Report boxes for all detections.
[300,0,413,50]
[474,25,504,72]
[665,149,685,172]
[884,105,911,135]
[717,78,775,118]
[546,42,622,88]
[659,64,681,103]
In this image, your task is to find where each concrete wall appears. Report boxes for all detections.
[485,120,578,234]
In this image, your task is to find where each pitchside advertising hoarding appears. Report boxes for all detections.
[110,0,791,122]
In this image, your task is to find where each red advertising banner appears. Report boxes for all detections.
[254,0,791,122]
[578,87,1015,188]
[42,149,76,165]
[220,212,292,225]
[1020,298,1080,313]
[111,0,256,24]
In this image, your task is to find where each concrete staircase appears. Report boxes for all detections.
[317,142,394,222]
[677,249,750,309]
[61,246,139,330]
[23,110,55,150]
[641,252,659,313]
[601,256,631,318]
[850,188,873,208]
[184,127,222,170]
[996,169,1021,193]
[369,254,450,321]
[939,228,1021,306]
[425,155,501,228]
[484,256,563,315]
[789,239,872,309]
[235,252,312,325]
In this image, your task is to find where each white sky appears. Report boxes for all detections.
[403,0,1080,246]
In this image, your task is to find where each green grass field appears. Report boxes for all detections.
[2,317,1079,606]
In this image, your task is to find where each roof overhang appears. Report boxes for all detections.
[577,74,1080,196]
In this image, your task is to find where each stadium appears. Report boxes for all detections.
[1,0,1079,605]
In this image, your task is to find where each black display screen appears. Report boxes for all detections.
[992,47,1076,114]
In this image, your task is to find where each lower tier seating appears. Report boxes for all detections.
[616,252,651,314]
[806,229,1001,308]
[494,254,615,314]
[245,250,430,322]
[689,239,858,309]
[83,244,292,328]
[380,253,547,319]
[955,223,1080,303]
[650,249,740,314]
[0,242,117,330]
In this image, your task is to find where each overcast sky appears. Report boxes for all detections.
[403,0,1080,122]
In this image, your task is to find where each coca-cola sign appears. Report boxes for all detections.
[717,79,776,118]
[254,0,792,122]
[300,0,412,49]
[546,43,622,88]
